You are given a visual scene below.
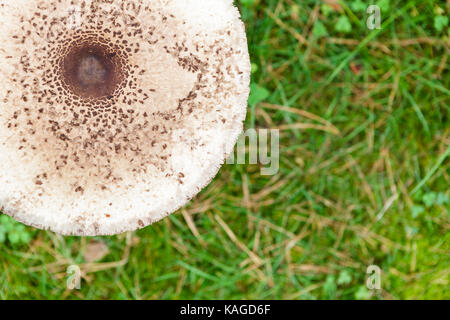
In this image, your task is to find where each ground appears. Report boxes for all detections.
[0,0,449,299]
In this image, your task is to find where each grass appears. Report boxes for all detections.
[0,0,449,300]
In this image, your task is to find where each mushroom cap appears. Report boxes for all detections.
[0,0,250,235]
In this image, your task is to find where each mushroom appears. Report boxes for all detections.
[0,0,250,235]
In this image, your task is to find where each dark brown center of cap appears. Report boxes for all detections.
[61,42,123,99]
[78,55,107,86]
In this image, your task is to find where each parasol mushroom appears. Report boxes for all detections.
[0,0,250,235]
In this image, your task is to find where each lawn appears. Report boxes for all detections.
[0,0,449,300]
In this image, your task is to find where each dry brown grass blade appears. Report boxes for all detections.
[266,10,307,45]
[181,208,207,247]
[215,214,264,267]
[262,103,339,132]
[348,156,377,209]
[293,264,332,274]
[277,123,340,135]
[286,283,323,299]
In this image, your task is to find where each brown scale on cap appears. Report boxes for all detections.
[0,0,250,235]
